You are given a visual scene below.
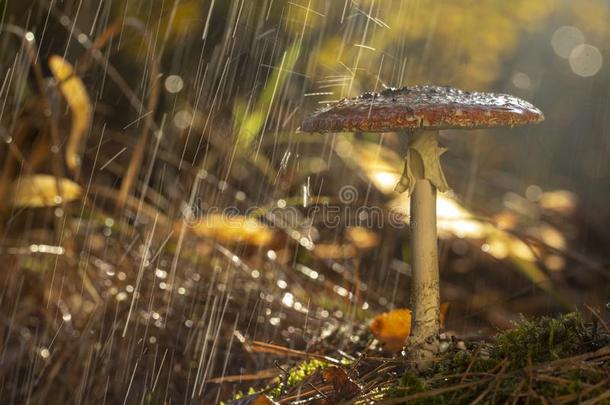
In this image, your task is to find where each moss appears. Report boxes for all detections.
[384,372,441,404]
[385,312,609,404]
[263,313,608,404]
[400,371,427,395]
[268,359,328,399]
[494,312,586,367]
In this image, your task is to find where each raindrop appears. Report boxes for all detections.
[164,75,184,93]
[266,250,277,260]
[277,279,288,289]
[569,44,603,77]
[269,317,280,326]
[39,347,50,359]
[173,110,192,129]
[24,32,35,42]
[525,185,543,202]
[21,328,32,339]
[281,292,294,307]
[512,72,531,90]
[62,313,72,322]
[333,285,349,297]
[551,26,584,58]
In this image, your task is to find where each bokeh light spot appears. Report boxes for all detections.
[164,75,184,93]
[569,44,602,77]
[512,72,532,89]
[551,26,584,58]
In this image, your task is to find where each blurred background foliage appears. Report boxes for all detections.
[1,0,610,403]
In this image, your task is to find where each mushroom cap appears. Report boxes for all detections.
[302,85,544,133]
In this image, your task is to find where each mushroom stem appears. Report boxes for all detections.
[407,129,442,363]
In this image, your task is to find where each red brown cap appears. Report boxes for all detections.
[302,85,544,133]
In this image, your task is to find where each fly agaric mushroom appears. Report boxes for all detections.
[302,85,543,362]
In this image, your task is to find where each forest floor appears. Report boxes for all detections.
[232,312,610,404]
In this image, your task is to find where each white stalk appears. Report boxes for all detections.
[396,129,445,363]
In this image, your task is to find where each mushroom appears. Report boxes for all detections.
[302,85,543,362]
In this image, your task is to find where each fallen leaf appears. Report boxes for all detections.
[322,366,361,400]
[48,55,92,172]
[188,214,274,246]
[369,308,412,352]
[233,394,278,405]
[8,175,82,208]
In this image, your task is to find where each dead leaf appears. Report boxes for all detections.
[8,175,82,208]
[369,308,412,352]
[233,394,278,405]
[48,55,92,172]
[188,214,274,246]
[322,366,361,400]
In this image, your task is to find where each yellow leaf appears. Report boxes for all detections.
[9,175,82,208]
[346,227,379,250]
[369,309,411,352]
[189,214,274,246]
[48,55,92,172]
